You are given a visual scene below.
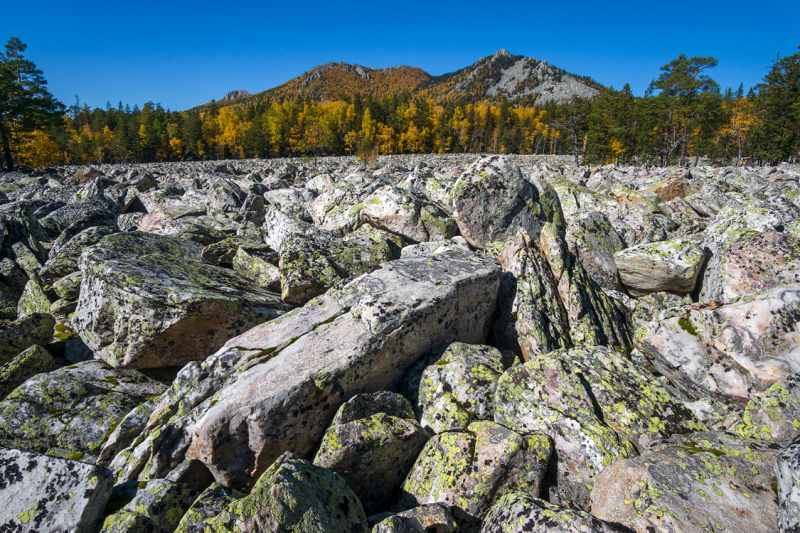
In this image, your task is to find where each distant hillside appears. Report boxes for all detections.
[195,50,602,110]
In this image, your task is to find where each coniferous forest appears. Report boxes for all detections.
[2,38,799,169]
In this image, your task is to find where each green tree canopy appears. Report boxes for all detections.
[0,37,65,169]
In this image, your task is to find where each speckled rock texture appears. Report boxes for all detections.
[614,238,705,296]
[106,247,500,491]
[0,344,55,400]
[736,373,800,445]
[360,184,458,243]
[776,434,800,533]
[635,285,800,404]
[73,231,290,368]
[313,392,428,515]
[494,345,704,510]
[373,503,457,533]
[99,479,197,533]
[0,447,113,533]
[0,360,167,462]
[565,210,624,291]
[0,312,55,364]
[481,492,633,533]
[173,451,368,533]
[400,420,552,528]
[590,431,780,533]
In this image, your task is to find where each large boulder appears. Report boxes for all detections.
[613,238,706,296]
[0,448,113,533]
[107,247,501,490]
[406,342,508,433]
[481,492,633,533]
[360,184,458,244]
[39,194,119,240]
[590,432,779,533]
[41,225,117,279]
[0,360,167,461]
[736,373,800,444]
[494,345,704,510]
[373,504,456,533]
[0,344,55,400]
[174,452,368,533]
[73,231,289,368]
[0,312,55,364]
[776,434,800,533]
[400,420,552,529]
[313,392,429,515]
[492,225,633,361]
[565,210,624,291]
[449,155,551,248]
[99,479,197,533]
[635,286,800,404]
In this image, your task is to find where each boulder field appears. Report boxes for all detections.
[0,153,798,532]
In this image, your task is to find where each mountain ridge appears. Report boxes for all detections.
[199,49,602,111]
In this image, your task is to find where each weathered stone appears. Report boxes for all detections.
[311,170,384,234]
[776,434,800,533]
[99,479,197,533]
[590,431,779,533]
[361,184,458,244]
[16,278,51,318]
[494,345,704,510]
[263,186,317,221]
[0,360,167,461]
[39,194,119,240]
[108,247,500,490]
[0,448,113,533]
[736,373,800,445]
[614,239,706,296]
[331,390,416,426]
[450,155,547,248]
[313,408,428,515]
[0,344,55,400]
[42,225,117,279]
[0,312,55,364]
[232,246,281,291]
[411,342,506,433]
[400,420,552,526]
[373,504,456,533]
[482,492,633,533]
[635,286,800,404]
[174,452,368,533]
[73,231,289,368]
[565,210,624,291]
[53,270,82,301]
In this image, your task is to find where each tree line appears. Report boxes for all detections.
[2,38,799,169]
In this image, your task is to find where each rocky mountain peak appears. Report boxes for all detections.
[221,90,249,102]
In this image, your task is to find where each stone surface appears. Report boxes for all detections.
[73,231,289,368]
[373,504,457,533]
[174,452,368,533]
[590,431,780,533]
[0,312,55,364]
[635,286,800,404]
[0,344,55,400]
[494,345,704,510]
[736,373,800,444]
[565,210,624,291]
[0,360,167,461]
[99,479,197,533]
[360,184,458,244]
[400,420,552,526]
[0,447,113,533]
[776,434,800,533]
[108,247,500,490]
[482,492,633,533]
[614,238,706,296]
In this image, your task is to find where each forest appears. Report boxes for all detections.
[2,38,799,169]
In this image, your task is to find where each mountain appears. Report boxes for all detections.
[221,89,250,102]
[197,50,602,110]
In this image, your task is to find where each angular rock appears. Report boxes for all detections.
[39,194,119,240]
[0,312,55,364]
[482,492,633,533]
[373,504,456,533]
[108,247,500,490]
[590,431,779,533]
[174,452,368,533]
[361,184,458,244]
[311,170,384,234]
[42,225,117,279]
[494,345,704,510]
[450,155,547,248]
[263,186,317,221]
[0,360,167,461]
[0,448,113,533]
[0,344,55,400]
[99,479,197,533]
[635,286,800,404]
[331,390,416,426]
[410,342,507,433]
[73,231,289,368]
[776,435,800,533]
[614,238,706,296]
[313,397,428,514]
[231,246,281,291]
[400,420,552,526]
[736,373,800,444]
[53,270,82,301]
[565,210,624,291]
[16,278,51,318]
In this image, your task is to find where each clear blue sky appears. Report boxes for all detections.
[3,0,798,111]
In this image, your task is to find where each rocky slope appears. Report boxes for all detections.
[203,49,600,109]
[0,154,798,532]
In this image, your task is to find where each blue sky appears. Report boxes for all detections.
[4,0,798,111]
